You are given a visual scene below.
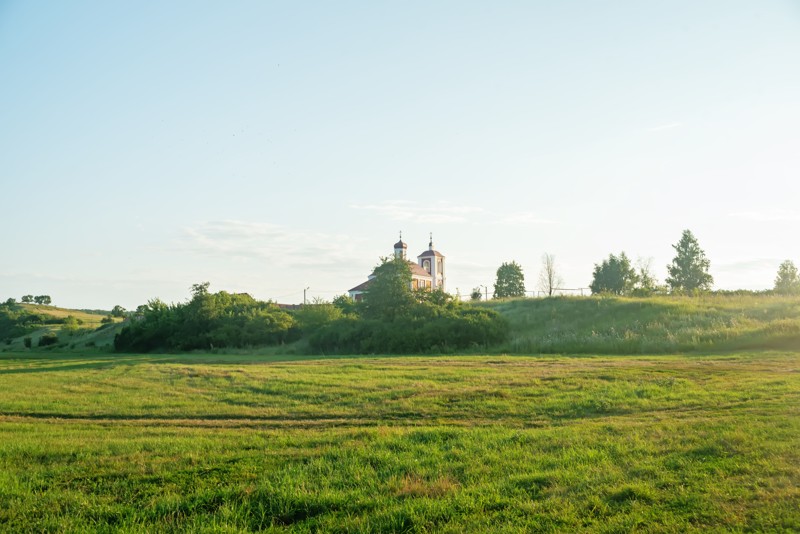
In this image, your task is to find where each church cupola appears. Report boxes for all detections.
[417,232,446,291]
[393,232,407,260]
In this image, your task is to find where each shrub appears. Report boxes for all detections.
[23,337,31,348]
[38,333,58,347]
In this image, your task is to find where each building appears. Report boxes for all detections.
[348,234,446,301]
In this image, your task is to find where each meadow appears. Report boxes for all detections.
[0,351,797,532]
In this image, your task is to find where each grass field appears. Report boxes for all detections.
[490,295,800,354]
[0,351,798,532]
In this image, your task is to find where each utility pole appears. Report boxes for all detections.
[481,285,489,301]
[303,286,310,305]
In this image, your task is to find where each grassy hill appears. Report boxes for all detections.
[489,294,800,354]
[1,303,125,352]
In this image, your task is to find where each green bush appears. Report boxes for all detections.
[37,333,58,347]
[115,290,298,352]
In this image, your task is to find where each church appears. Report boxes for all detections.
[348,234,446,301]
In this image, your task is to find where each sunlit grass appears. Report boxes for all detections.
[490,294,800,354]
[0,351,798,531]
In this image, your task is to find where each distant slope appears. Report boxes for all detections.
[488,294,800,354]
[1,304,124,352]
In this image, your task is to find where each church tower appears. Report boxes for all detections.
[393,232,407,260]
[417,233,445,291]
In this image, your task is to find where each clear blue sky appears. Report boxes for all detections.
[2,1,799,309]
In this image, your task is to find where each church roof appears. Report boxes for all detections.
[349,261,432,293]
[394,240,407,249]
[418,249,444,258]
[409,262,432,277]
[348,279,372,293]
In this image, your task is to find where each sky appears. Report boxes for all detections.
[2,1,800,309]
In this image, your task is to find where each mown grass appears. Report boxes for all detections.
[491,294,800,354]
[0,351,798,532]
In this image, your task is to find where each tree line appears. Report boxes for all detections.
[115,260,509,354]
[485,229,800,299]
[4,295,53,306]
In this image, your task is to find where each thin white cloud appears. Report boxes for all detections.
[350,201,555,226]
[647,122,683,132]
[729,209,800,222]
[179,220,366,268]
[350,201,484,224]
[495,212,556,226]
[714,258,780,274]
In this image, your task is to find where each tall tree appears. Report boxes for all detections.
[538,253,563,296]
[361,257,415,320]
[774,260,800,294]
[590,252,638,295]
[33,295,52,305]
[666,230,713,293]
[21,295,33,303]
[493,261,525,298]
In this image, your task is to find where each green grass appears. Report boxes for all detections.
[490,294,800,354]
[2,304,124,353]
[0,351,798,532]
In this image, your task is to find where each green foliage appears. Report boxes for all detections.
[470,287,483,301]
[294,300,343,333]
[361,257,415,320]
[331,294,357,316]
[37,333,58,346]
[111,305,127,318]
[310,306,509,354]
[493,261,525,298]
[21,295,33,303]
[101,315,114,324]
[33,295,52,305]
[666,230,713,293]
[774,260,800,294]
[23,337,31,348]
[114,288,297,352]
[0,306,47,339]
[590,252,638,295]
[308,259,509,354]
[4,298,16,306]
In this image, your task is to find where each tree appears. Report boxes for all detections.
[590,252,638,295]
[666,230,713,293]
[635,258,660,295]
[470,287,483,301]
[3,298,15,306]
[21,295,33,303]
[361,257,415,320]
[774,260,800,294]
[111,305,126,318]
[493,261,525,298]
[538,253,563,297]
[190,282,210,298]
[33,295,52,305]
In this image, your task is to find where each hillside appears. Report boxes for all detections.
[1,303,125,352]
[488,294,800,354]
